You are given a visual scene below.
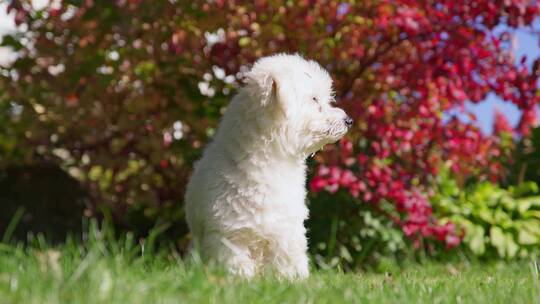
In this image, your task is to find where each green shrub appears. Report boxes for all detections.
[307,191,406,271]
[432,169,540,259]
[509,127,540,186]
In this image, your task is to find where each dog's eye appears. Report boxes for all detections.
[312,97,318,103]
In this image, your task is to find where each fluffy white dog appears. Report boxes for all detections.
[185,54,352,280]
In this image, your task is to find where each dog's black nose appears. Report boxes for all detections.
[344,116,353,127]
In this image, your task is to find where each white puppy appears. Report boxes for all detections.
[185,54,352,279]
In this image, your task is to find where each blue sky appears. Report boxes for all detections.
[462,22,540,134]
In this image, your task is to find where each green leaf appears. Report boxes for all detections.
[440,175,459,196]
[467,225,485,255]
[510,181,539,196]
[339,246,353,263]
[490,227,519,258]
[0,35,23,50]
[523,210,540,219]
[518,229,538,245]
[518,221,540,235]
[500,196,517,211]
[494,209,513,229]
[490,227,506,257]
[477,209,495,224]
[505,234,519,258]
[516,197,540,214]
[471,182,503,207]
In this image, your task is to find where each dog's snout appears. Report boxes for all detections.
[344,116,353,127]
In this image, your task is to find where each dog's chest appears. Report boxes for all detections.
[216,152,309,221]
[255,162,307,215]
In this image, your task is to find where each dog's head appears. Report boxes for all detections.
[244,54,352,156]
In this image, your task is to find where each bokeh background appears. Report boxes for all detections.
[1,0,539,269]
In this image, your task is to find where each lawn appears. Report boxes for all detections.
[1,229,539,304]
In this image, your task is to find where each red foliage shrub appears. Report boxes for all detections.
[2,0,539,249]
[198,0,540,247]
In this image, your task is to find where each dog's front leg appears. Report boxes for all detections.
[265,226,310,280]
[200,232,258,279]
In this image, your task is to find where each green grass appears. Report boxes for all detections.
[1,227,539,303]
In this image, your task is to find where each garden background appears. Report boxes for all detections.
[1,0,540,271]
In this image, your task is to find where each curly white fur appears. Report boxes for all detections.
[185,54,351,280]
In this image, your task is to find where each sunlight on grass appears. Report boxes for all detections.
[0,223,539,304]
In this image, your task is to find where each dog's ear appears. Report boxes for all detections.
[244,70,277,107]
